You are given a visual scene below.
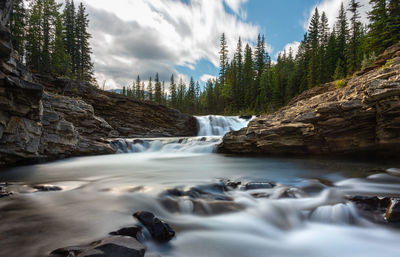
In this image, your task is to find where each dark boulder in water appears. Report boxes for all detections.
[243,182,276,190]
[349,196,391,223]
[51,237,145,257]
[33,185,62,192]
[133,211,175,243]
[109,226,141,238]
[386,199,400,223]
[239,115,252,120]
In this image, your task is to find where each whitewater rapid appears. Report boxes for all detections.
[111,115,253,154]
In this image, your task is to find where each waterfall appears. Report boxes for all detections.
[196,115,253,136]
[111,115,252,154]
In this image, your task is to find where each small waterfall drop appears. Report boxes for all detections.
[111,115,252,154]
[196,115,253,136]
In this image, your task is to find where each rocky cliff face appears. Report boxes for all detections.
[0,0,197,167]
[219,42,400,157]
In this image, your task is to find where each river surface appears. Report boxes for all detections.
[1,116,400,257]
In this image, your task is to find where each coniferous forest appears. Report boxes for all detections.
[10,0,400,115]
[10,0,93,82]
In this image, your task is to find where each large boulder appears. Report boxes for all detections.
[133,211,175,243]
[218,42,400,157]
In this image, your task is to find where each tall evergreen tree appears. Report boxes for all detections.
[243,43,254,107]
[10,0,26,61]
[26,0,43,72]
[307,8,320,87]
[63,0,76,74]
[135,75,141,99]
[154,72,162,103]
[75,2,93,81]
[219,33,229,87]
[169,74,177,109]
[335,2,349,78]
[347,0,363,74]
[52,13,71,76]
[147,77,153,101]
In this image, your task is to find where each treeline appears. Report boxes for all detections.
[121,73,202,114]
[10,0,93,82]
[123,0,399,115]
[202,0,400,114]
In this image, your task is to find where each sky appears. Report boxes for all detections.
[67,0,371,90]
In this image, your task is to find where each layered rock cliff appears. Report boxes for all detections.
[0,0,197,167]
[219,42,400,157]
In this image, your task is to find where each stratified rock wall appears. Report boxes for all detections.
[0,0,197,167]
[218,42,400,157]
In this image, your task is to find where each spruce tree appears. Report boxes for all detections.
[335,2,349,78]
[307,8,320,87]
[135,75,141,99]
[154,72,162,103]
[219,33,229,87]
[52,13,71,76]
[319,12,330,83]
[347,0,363,74]
[75,2,93,81]
[147,77,153,101]
[26,0,43,72]
[243,43,254,108]
[169,74,177,108]
[63,0,76,75]
[10,0,26,61]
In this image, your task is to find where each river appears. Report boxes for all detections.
[1,115,400,257]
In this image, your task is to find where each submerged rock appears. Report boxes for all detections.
[51,237,145,257]
[109,226,141,238]
[242,182,276,190]
[133,211,175,243]
[33,185,62,192]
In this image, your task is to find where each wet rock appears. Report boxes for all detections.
[242,182,275,190]
[239,115,252,120]
[133,211,175,243]
[386,199,400,222]
[33,185,62,192]
[109,226,141,238]
[0,190,12,198]
[160,182,231,201]
[297,180,327,195]
[223,180,241,189]
[348,195,391,223]
[51,237,146,257]
[218,42,400,158]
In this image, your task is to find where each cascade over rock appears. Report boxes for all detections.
[0,0,197,167]
[218,42,400,157]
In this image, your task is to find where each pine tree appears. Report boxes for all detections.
[177,77,186,111]
[335,2,349,78]
[63,0,76,75]
[347,0,363,74]
[307,8,320,87]
[135,75,141,99]
[75,2,93,81]
[26,0,43,72]
[169,74,177,108]
[234,37,243,110]
[219,33,229,87]
[154,72,162,103]
[52,13,71,76]
[10,0,26,61]
[319,12,330,83]
[386,0,400,48]
[243,43,254,108]
[147,77,153,101]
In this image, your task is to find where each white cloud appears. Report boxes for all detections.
[275,41,300,59]
[303,0,371,30]
[73,0,258,89]
[200,74,218,83]
[224,0,248,16]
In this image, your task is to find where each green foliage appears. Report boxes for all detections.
[380,59,394,70]
[11,0,93,83]
[334,79,346,89]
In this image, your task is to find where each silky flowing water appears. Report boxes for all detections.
[1,116,400,257]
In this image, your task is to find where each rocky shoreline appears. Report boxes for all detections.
[218,42,400,157]
[0,0,197,167]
